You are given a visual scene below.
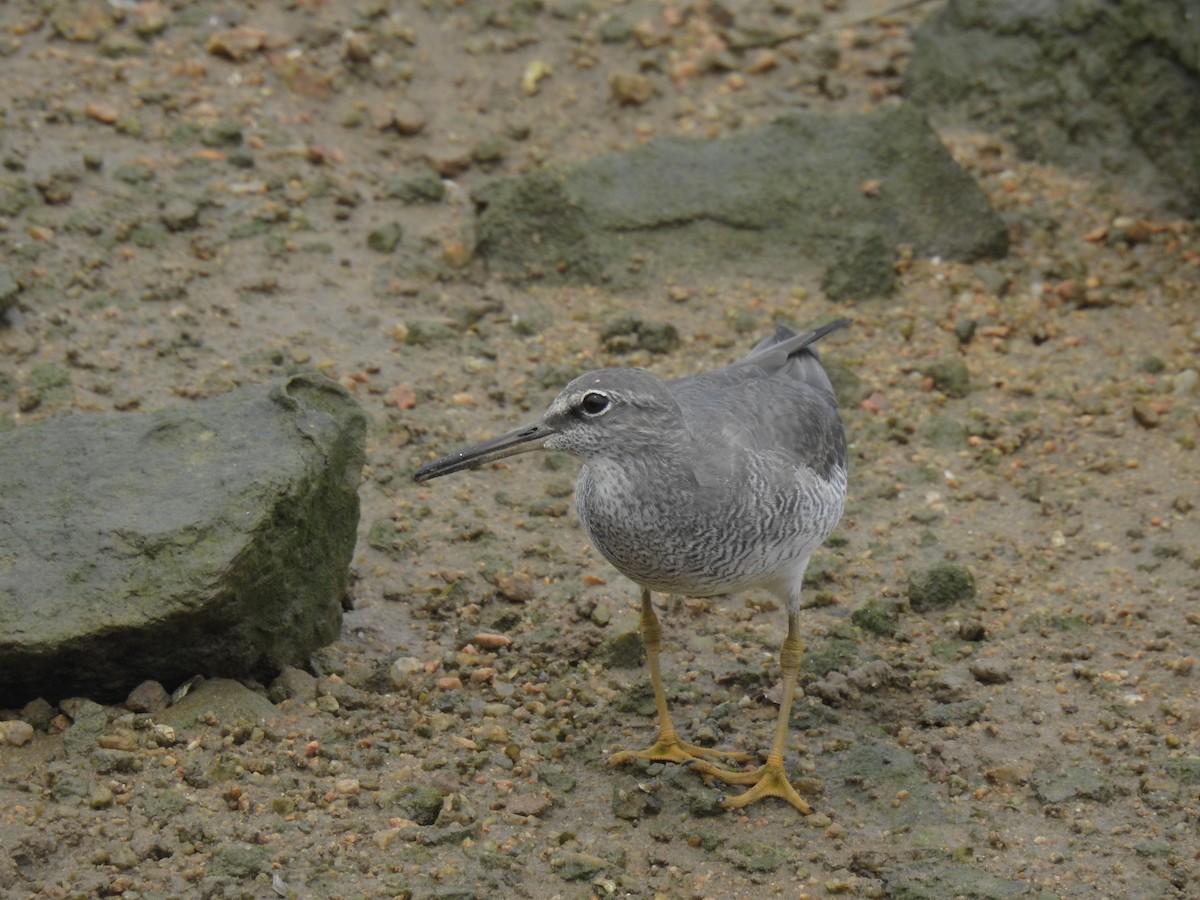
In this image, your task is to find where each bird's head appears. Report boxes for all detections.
[412,368,681,482]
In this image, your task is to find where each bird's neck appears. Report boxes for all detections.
[583,432,699,503]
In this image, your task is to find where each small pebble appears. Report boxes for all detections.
[469,667,497,684]
[522,59,551,95]
[1172,369,1198,395]
[98,730,140,752]
[507,793,554,817]
[970,659,1012,684]
[0,720,35,746]
[469,632,511,650]
[84,102,119,124]
[372,828,402,850]
[270,667,318,703]
[392,101,427,137]
[390,657,424,689]
[89,785,115,809]
[206,26,281,62]
[124,679,170,713]
[492,571,534,602]
[19,698,56,730]
[1131,403,1159,429]
[610,72,654,106]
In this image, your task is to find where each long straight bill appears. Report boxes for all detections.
[413,421,557,482]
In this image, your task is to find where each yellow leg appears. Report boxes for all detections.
[609,589,753,769]
[690,609,813,813]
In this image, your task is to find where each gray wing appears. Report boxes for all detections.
[668,322,848,490]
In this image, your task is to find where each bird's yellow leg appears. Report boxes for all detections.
[690,610,813,813]
[609,589,753,769]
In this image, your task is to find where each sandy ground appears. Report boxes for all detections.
[1,1,1198,898]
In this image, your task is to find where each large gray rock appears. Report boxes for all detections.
[472,104,1007,298]
[904,0,1200,214]
[0,374,367,705]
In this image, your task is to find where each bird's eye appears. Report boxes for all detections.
[579,391,611,416]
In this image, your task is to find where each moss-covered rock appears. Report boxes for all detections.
[906,562,977,612]
[473,106,1006,292]
[0,375,366,705]
[906,0,1200,214]
[851,599,902,637]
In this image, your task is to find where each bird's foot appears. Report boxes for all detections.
[609,733,754,769]
[689,758,813,814]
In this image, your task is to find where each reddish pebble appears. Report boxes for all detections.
[390,384,417,409]
[470,632,511,650]
[85,102,119,124]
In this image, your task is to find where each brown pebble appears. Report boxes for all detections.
[131,2,168,37]
[124,679,170,713]
[98,730,140,753]
[610,72,655,106]
[507,793,554,817]
[369,105,397,131]
[442,240,472,268]
[85,102,119,124]
[372,828,402,850]
[469,667,497,684]
[343,32,373,64]
[392,101,427,137]
[985,761,1035,784]
[206,26,287,62]
[89,786,115,809]
[424,145,472,177]
[745,49,777,74]
[492,571,535,602]
[389,384,417,410]
[52,5,114,42]
[470,632,512,650]
[969,659,1012,685]
[437,676,464,691]
[1131,403,1159,429]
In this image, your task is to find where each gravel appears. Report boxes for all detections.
[1,1,1198,898]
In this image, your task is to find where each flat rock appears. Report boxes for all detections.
[0,374,367,705]
[881,862,1029,899]
[905,0,1200,214]
[1033,766,1115,805]
[472,105,1007,296]
[828,738,948,831]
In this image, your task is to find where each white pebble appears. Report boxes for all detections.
[0,720,35,746]
[1172,369,1198,396]
[389,656,424,688]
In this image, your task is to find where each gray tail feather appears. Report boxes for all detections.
[737,319,850,394]
[750,318,851,356]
